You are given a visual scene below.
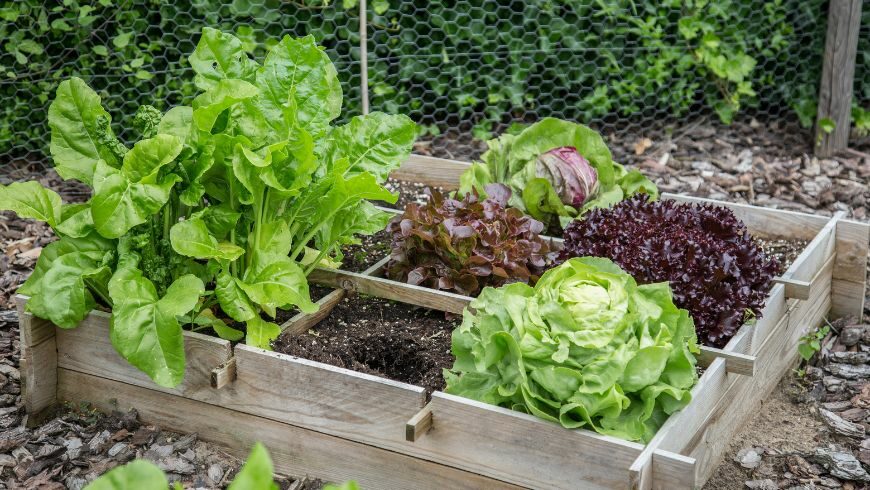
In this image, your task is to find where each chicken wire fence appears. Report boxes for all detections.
[0,0,864,174]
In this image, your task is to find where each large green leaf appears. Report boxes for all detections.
[84,460,168,490]
[170,218,244,261]
[48,77,120,184]
[258,130,317,196]
[192,79,259,133]
[244,316,282,351]
[255,35,342,137]
[215,272,257,322]
[190,203,241,239]
[121,134,183,183]
[323,112,416,180]
[90,160,179,239]
[56,203,95,238]
[316,200,392,252]
[189,27,259,90]
[228,442,278,490]
[158,106,194,144]
[0,181,62,228]
[194,308,244,342]
[26,252,109,329]
[240,256,316,315]
[109,261,204,387]
[19,234,113,297]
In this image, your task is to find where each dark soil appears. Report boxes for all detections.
[337,230,391,273]
[268,285,334,327]
[756,237,810,273]
[374,178,445,210]
[273,294,457,396]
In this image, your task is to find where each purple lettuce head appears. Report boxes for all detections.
[535,146,599,208]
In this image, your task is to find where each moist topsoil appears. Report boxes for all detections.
[337,229,391,273]
[273,294,457,395]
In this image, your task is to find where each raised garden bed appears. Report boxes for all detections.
[17,156,869,489]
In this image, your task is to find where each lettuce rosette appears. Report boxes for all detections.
[444,257,699,442]
[458,118,657,230]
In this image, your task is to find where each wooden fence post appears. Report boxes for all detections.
[359,0,369,115]
[814,0,862,157]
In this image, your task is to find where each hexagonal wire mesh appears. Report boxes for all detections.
[0,0,865,183]
[0,0,362,189]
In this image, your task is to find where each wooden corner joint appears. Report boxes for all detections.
[210,357,237,389]
[405,402,433,442]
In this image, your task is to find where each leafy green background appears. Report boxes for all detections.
[0,0,867,160]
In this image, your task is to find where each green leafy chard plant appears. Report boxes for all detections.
[1,27,415,388]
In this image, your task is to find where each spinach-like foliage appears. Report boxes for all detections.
[558,195,780,347]
[385,184,553,297]
[1,27,415,387]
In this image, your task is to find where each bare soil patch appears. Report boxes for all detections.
[273,294,456,396]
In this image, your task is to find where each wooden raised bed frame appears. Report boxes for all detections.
[17,156,869,489]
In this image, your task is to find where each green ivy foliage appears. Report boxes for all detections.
[0,0,867,159]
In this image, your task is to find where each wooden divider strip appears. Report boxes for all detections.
[279,289,345,336]
[405,402,433,442]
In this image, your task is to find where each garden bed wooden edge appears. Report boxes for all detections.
[16,155,869,489]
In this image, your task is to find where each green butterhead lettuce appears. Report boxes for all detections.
[458,118,658,229]
[445,257,699,442]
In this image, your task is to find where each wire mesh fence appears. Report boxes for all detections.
[0,0,865,171]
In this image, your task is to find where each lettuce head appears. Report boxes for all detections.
[444,257,699,443]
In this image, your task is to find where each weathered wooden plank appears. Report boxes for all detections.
[750,284,787,356]
[361,254,392,277]
[392,155,470,188]
[57,369,519,490]
[231,345,427,451]
[19,329,57,417]
[833,219,870,283]
[815,0,863,156]
[779,212,840,283]
[309,266,470,314]
[831,279,867,320]
[15,296,57,419]
[54,311,232,399]
[15,295,54,348]
[414,391,645,490]
[405,402,433,442]
[651,450,697,490]
[831,218,869,316]
[279,289,345,336]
